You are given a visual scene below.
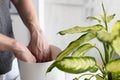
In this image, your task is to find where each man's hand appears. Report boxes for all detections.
[28,29,52,62]
[13,41,36,63]
[0,34,36,63]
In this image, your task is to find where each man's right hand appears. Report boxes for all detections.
[0,33,36,63]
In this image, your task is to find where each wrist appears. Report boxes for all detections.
[30,26,44,40]
[10,40,22,53]
[28,23,43,34]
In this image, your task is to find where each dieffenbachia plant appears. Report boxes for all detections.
[47,1,120,80]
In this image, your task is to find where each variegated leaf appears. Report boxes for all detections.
[87,16,101,23]
[96,74,107,80]
[97,29,115,42]
[56,33,96,61]
[55,57,97,74]
[106,58,120,73]
[58,24,103,35]
[111,73,120,80]
[106,14,115,23]
[72,43,94,57]
[111,20,120,37]
[47,33,96,73]
[112,36,120,55]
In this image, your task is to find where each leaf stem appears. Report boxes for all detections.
[101,2,111,65]
[89,75,95,80]
[96,64,105,75]
[110,46,115,60]
[103,43,109,64]
[94,46,105,65]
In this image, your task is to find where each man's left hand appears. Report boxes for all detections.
[28,29,52,62]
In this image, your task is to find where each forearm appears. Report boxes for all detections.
[0,34,36,63]
[11,0,40,32]
[0,33,16,51]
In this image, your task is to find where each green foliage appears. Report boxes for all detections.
[95,74,107,80]
[58,24,103,35]
[87,16,102,23]
[111,73,120,80]
[106,58,120,73]
[47,33,96,72]
[97,29,115,43]
[47,1,120,80]
[106,14,115,23]
[84,78,90,80]
[72,43,95,57]
[54,57,97,74]
[112,37,120,55]
[73,78,79,80]
[56,33,96,61]
[111,21,120,36]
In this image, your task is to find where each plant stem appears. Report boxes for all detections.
[109,45,115,60]
[110,48,114,60]
[96,64,105,75]
[95,46,105,65]
[89,75,95,80]
[103,43,109,64]
[108,73,113,80]
[101,2,110,64]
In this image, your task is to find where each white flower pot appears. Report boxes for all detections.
[18,45,65,80]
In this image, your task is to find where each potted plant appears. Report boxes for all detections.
[18,45,65,80]
[47,1,120,80]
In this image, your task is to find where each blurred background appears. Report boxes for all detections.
[9,0,120,80]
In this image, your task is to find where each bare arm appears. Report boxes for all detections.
[11,0,51,62]
[11,0,39,32]
[0,34,36,63]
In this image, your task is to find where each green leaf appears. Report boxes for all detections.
[56,33,96,61]
[73,78,79,80]
[47,33,96,73]
[46,63,55,73]
[111,72,120,80]
[106,14,115,23]
[106,58,120,73]
[112,36,120,55]
[54,57,97,74]
[72,43,95,57]
[101,2,107,22]
[89,66,98,73]
[87,16,101,23]
[58,24,103,35]
[97,29,115,42]
[96,74,107,80]
[111,20,120,37]
[84,78,90,80]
